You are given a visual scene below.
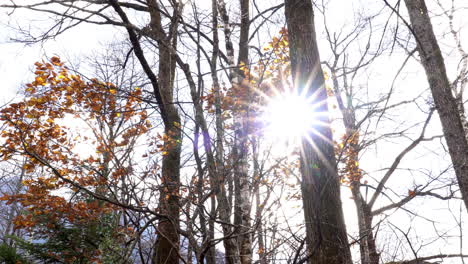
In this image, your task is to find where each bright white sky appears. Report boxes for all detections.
[1,11,120,103]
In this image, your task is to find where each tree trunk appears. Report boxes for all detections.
[179,52,237,264]
[218,0,252,262]
[331,67,379,264]
[146,1,182,263]
[284,0,352,263]
[153,51,182,264]
[351,182,379,264]
[235,0,253,262]
[403,0,468,212]
[253,137,267,264]
[108,0,182,262]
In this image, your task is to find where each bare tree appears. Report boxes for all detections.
[402,0,468,213]
[284,0,352,263]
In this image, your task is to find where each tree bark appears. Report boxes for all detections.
[218,0,252,263]
[235,0,253,262]
[107,0,182,262]
[146,1,182,263]
[330,68,379,264]
[284,0,352,263]
[351,182,379,264]
[403,0,468,212]
[253,137,267,264]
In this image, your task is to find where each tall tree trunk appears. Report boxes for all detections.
[178,52,236,264]
[211,1,243,263]
[351,181,379,264]
[109,1,182,263]
[253,137,267,264]
[284,0,352,263]
[234,0,253,262]
[218,0,252,262]
[346,132,379,264]
[153,41,182,264]
[330,68,380,264]
[146,1,182,263]
[195,6,216,263]
[403,0,468,212]
[193,121,211,264]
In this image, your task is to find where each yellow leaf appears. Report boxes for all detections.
[35,76,45,85]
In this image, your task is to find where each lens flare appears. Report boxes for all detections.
[261,91,319,146]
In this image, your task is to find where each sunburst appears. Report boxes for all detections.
[261,89,328,149]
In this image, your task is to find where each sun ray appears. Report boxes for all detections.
[302,132,337,173]
[260,88,332,149]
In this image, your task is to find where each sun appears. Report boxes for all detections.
[261,91,320,147]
